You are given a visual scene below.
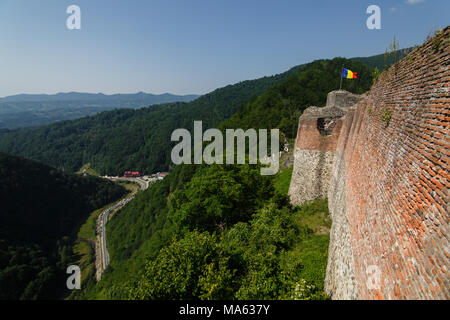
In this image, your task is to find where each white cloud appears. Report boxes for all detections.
[406,0,425,4]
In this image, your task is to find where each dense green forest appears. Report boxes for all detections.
[70,163,330,300]
[0,153,126,299]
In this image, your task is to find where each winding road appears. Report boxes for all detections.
[95,177,148,281]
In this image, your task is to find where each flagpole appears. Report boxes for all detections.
[340,65,343,90]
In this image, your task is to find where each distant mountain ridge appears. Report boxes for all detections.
[0,92,200,129]
[0,91,199,103]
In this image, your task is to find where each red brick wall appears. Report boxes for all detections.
[295,117,343,152]
[331,27,449,299]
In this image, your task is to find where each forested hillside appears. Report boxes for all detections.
[70,55,379,300]
[0,67,300,175]
[71,163,331,300]
[0,153,126,299]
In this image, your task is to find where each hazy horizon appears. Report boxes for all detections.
[0,91,201,99]
[1,0,448,97]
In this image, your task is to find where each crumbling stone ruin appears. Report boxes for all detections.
[288,90,363,205]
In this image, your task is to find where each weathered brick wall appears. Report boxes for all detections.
[326,27,449,299]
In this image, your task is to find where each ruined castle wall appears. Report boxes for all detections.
[326,90,364,111]
[288,106,347,205]
[326,28,449,300]
[325,107,358,299]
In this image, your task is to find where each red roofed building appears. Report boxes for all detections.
[124,171,141,178]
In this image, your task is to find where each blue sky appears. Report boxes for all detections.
[0,0,448,97]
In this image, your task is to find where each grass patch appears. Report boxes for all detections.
[73,242,94,280]
[77,181,135,241]
[274,167,293,196]
[66,241,96,300]
[77,163,100,177]
[293,199,331,235]
[283,199,331,296]
[77,207,103,241]
[118,181,140,194]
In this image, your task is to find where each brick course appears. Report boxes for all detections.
[328,27,449,299]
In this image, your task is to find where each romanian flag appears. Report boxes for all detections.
[342,68,358,79]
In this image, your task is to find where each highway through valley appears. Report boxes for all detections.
[95,177,148,281]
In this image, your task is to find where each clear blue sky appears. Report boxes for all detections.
[0,0,448,97]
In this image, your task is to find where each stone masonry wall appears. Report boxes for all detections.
[326,90,364,111]
[325,27,449,299]
[288,94,362,205]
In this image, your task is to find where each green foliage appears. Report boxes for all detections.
[76,163,100,177]
[0,46,426,301]
[81,158,331,300]
[75,164,202,299]
[432,29,443,53]
[66,241,97,300]
[274,167,293,196]
[372,67,381,83]
[0,152,126,299]
[0,53,384,175]
[129,231,235,300]
[386,36,400,69]
[125,197,331,300]
[6,51,393,300]
[168,165,274,233]
[380,109,393,127]
[70,56,377,300]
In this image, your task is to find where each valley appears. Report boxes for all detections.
[1,27,447,301]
